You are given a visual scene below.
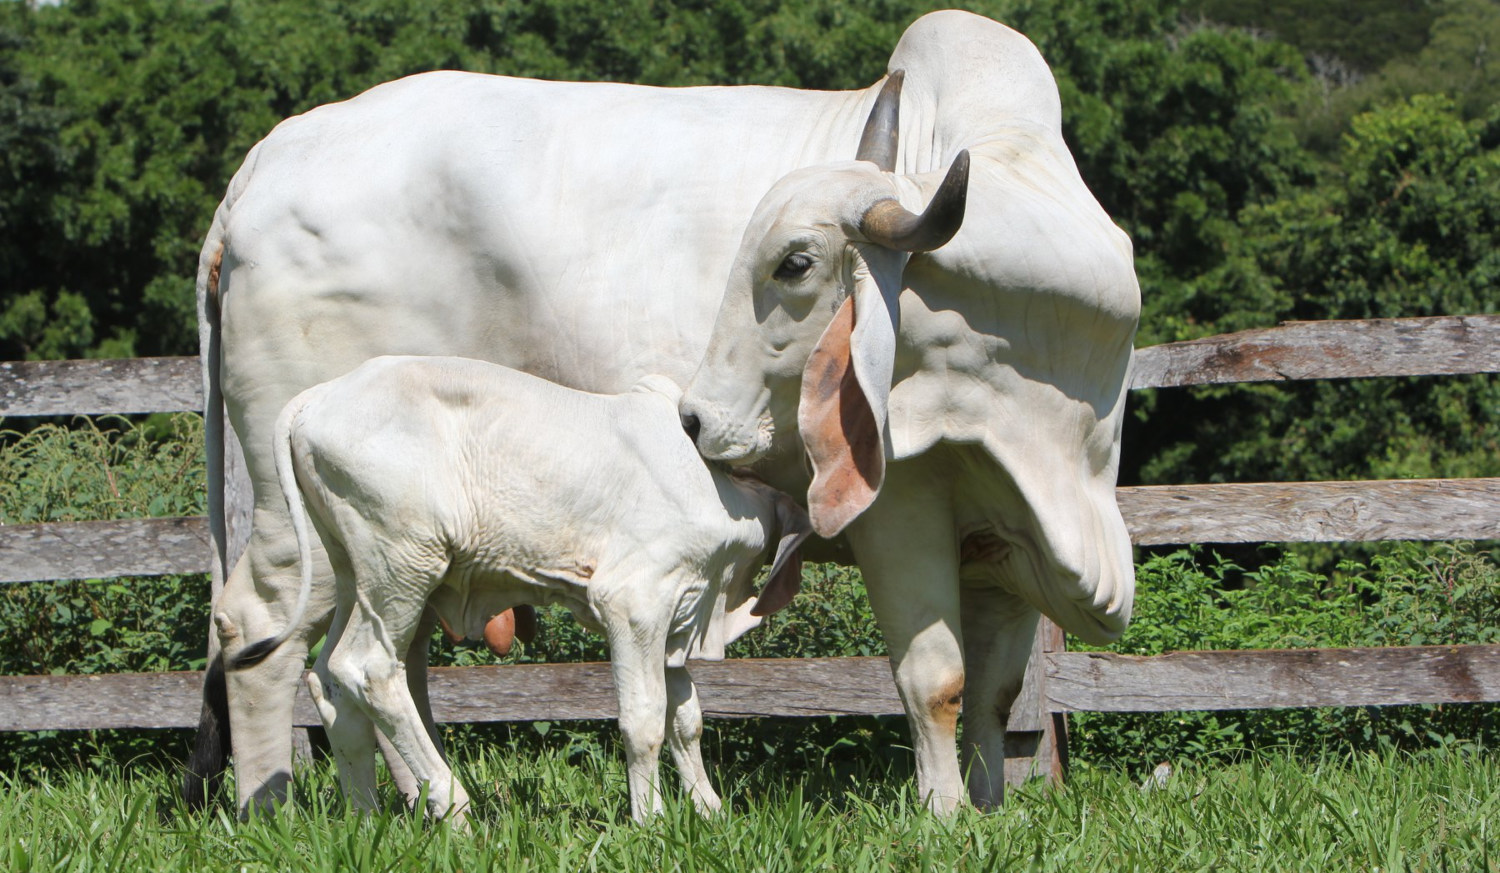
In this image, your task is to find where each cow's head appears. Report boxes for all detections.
[683,44,1139,645]
[679,74,968,537]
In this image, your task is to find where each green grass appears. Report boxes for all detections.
[2,744,1497,872]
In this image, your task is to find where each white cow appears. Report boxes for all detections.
[241,356,809,824]
[191,10,1139,815]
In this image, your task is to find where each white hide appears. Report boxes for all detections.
[269,356,804,823]
[678,17,1138,809]
[199,10,1138,816]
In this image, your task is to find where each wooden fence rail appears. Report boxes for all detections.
[1128,314,1500,388]
[5,477,1497,585]
[11,644,1500,732]
[3,313,1498,785]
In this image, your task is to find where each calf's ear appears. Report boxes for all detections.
[751,494,813,616]
[797,245,901,537]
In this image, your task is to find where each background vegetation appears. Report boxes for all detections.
[2,0,1495,490]
[1,0,1496,815]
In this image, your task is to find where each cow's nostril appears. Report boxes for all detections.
[680,411,701,443]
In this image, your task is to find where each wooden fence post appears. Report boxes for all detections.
[221,415,253,597]
[1003,616,1066,787]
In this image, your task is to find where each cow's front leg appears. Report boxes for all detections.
[846,458,965,814]
[601,599,669,822]
[665,664,721,814]
[957,585,1038,808]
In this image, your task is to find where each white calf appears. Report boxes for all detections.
[237,356,810,824]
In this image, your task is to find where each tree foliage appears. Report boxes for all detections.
[1186,0,1437,76]
[1,0,1493,516]
[1128,96,1500,488]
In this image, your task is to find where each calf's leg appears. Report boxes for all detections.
[377,607,446,806]
[665,665,721,814]
[319,532,469,826]
[306,601,381,811]
[327,602,471,826]
[600,597,670,822]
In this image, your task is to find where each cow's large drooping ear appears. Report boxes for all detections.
[751,494,814,616]
[798,245,901,537]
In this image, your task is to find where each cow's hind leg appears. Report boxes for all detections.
[957,586,1038,808]
[215,536,332,816]
[665,665,721,814]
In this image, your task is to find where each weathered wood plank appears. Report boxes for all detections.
[2,315,1492,421]
[8,478,1495,585]
[0,658,905,732]
[0,671,217,731]
[682,656,902,718]
[13,644,1498,732]
[428,657,907,722]
[1045,645,1500,713]
[1131,315,1500,389]
[1117,478,1500,545]
[0,518,213,584]
[0,357,201,417]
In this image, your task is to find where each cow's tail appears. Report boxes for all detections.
[182,655,230,812]
[184,200,231,812]
[230,392,316,669]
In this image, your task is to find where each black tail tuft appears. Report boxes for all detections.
[230,637,280,670]
[181,656,231,812]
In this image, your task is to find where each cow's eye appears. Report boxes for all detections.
[773,252,815,280]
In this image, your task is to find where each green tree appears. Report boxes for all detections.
[0,0,959,362]
[1262,0,1500,155]
[1131,96,1500,488]
[1186,0,1437,76]
[0,0,539,361]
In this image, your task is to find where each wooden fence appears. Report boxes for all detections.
[3,314,1498,785]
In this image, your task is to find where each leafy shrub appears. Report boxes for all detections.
[0,415,209,772]
[0,414,204,524]
[1071,543,1500,771]
[0,415,208,678]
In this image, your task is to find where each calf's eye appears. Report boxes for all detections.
[773,252,815,280]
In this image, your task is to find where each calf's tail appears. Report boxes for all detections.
[230,393,316,669]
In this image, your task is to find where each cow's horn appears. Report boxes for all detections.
[859,149,970,253]
[855,70,903,172]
